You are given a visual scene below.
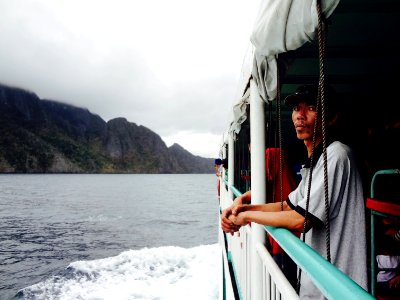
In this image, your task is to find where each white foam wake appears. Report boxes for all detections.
[21,244,221,300]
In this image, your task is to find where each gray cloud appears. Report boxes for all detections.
[0,0,259,157]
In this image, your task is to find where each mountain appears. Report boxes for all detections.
[0,83,214,173]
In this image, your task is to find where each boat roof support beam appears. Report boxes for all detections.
[249,79,267,300]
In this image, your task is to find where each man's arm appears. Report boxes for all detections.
[229,207,306,231]
[236,190,251,205]
[232,201,292,215]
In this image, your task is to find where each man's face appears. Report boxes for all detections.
[291,102,318,142]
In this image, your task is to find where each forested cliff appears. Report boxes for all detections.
[0,84,214,173]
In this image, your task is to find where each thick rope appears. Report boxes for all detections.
[316,0,331,264]
[296,87,320,293]
[277,59,284,211]
[297,0,331,293]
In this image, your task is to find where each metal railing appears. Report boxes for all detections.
[220,182,375,300]
[220,181,298,300]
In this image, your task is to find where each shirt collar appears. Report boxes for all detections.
[303,140,335,168]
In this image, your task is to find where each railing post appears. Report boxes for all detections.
[249,79,266,300]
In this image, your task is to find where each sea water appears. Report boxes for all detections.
[0,174,220,300]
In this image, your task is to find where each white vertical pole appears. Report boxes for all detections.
[249,79,267,300]
[228,132,235,202]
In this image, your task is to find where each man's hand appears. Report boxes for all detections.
[220,193,251,234]
[228,212,248,226]
[221,206,241,233]
[232,204,247,216]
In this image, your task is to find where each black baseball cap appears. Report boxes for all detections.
[284,84,337,110]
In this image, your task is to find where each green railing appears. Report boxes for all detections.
[226,184,374,300]
[230,184,242,198]
[368,169,400,296]
[370,169,400,198]
[266,227,374,299]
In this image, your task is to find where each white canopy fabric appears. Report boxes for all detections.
[250,0,340,102]
[229,88,250,138]
[252,54,278,104]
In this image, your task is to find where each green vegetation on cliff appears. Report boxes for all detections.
[0,84,214,173]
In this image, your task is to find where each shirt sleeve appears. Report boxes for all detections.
[288,187,324,228]
[288,143,352,227]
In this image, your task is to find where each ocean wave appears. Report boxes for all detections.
[85,214,124,222]
[17,244,220,300]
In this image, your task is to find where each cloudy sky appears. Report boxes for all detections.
[0,0,260,158]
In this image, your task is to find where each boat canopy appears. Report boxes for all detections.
[251,0,339,102]
[229,0,340,137]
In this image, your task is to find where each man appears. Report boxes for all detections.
[221,84,367,299]
[214,158,223,197]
